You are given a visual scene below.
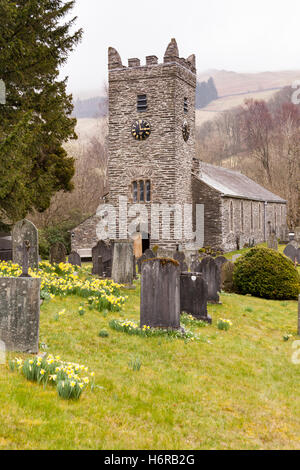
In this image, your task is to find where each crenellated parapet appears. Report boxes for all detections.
[108,38,196,74]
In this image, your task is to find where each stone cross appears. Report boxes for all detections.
[17,240,31,278]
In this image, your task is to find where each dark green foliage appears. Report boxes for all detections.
[0,0,82,223]
[39,223,71,259]
[233,247,300,300]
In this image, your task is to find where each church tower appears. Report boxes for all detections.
[107,39,197,252]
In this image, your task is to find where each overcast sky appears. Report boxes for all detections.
[61,0,300,98]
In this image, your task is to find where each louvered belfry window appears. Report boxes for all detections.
[137,94,147,112]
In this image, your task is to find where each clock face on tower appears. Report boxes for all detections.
[131,119,151,140]
[182,120,190,142]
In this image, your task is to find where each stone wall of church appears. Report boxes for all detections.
[221,197,287,252]
[71,214,101,253]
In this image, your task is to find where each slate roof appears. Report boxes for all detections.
[195,162,286,203]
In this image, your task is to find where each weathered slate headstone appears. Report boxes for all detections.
[140,258,180,329]
[200,256,221,303]
[284,243,297,263]
[0,277,40,353]
[50,242,66,265]
[92,240,113,277]
[214,256,228,272]
[112,240,134,285]
[68,251,81,267]
[180,272,211,323]
[279,225,289,243]
[0,237,12,262]
[267,232,278,251]
[221,261,235,293]
[173,251,188,272]
[12,219,38,270]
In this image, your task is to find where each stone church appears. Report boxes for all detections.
[72,39,287,257]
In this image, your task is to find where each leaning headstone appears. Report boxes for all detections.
[221,261,235,293]
[140,258,180,329]
[112,240,134,285]
[200,256,221,303]
[68,251,81,267]
[0,277,40,353]
[180,272,211,323]
[267,232,278,251]
[50,242,66,265]
[283,243,297,263]
[214,256,228,272]
[92,240,113,277]
[12,219,39,270]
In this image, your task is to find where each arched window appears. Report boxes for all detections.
[132,180,151,202]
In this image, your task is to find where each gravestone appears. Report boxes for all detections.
[12,219,39,270]
[191,259,201,273]
[279,225,289,243]
[180,272,211,323]
[92,240,113,277]
[112,240,134,285]
[0,277,40,353]
[267,232,278,251]
[140,258,180,329]
[200,256,221,303]
[50,242,66,265]
[173,251,188,272]
[296,248,300,265]
[214,256,228,272]
[295,227,300,244]
[283,243,297,263]
[68,251,81,267]
[0,237,12,262]
[289,240,299,249]
[137,253,147,274]
[221,261,235,293]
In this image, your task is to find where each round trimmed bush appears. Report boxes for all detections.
[233,247,300,300]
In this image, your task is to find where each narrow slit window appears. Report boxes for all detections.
[137,94,147,112]
[146,180,151,202]
[133,181,138,203]
[184,97,188,113]
[139,180,145,202]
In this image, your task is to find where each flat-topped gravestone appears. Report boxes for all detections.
[267,232,278,251]
[92,240,113,277]
[140,258,180,329]
[180,272,211,323]
[0,277,40,353]
[284,243,297,263]
[200,256,221,303]
[12,219,39,270]
[50,242,66,265]
[112,240,134,285]
[68,251,81,267]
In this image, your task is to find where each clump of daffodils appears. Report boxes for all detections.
[217,318,232,331]
[9,354,95,401]
[109,319,200,341]
[0,260,128,312]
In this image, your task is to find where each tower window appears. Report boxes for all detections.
[137,94,147,112]
[184,97,188,113]
[131,180,151,202]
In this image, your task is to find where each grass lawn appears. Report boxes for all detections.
[0,256,299,449]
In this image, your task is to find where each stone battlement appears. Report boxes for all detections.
[108,38,196,74]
